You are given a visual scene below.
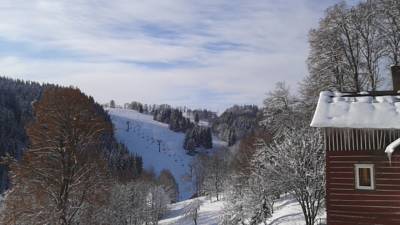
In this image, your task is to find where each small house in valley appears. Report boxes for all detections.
[311,66,400,225]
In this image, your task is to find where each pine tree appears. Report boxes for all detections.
[110,99,116,108]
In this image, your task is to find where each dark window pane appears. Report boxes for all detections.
[359,168,371,186]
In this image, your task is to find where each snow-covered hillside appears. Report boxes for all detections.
[159,195,326,225]
[108,108,225,200]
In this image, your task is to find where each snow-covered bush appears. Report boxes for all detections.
[98,181,170,225]
[220,129,273,225]
[252,127,325,225]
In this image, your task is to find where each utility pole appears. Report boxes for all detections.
[156,139,162,152]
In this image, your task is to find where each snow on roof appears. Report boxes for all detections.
[385,138,400,163]
[311,91,400,129]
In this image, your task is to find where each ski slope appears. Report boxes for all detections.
[158,195,326,225]
[107,108,225,200]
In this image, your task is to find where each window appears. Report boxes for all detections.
[355,164,375,190]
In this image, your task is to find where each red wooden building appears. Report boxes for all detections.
[311,66,400,225]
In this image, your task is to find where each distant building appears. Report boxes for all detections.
[311,66,400,224]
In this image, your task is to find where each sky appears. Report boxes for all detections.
[0,0,353,112]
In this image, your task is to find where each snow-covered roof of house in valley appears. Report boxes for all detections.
[311,91,400,129]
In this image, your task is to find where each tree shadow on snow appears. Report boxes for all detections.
[274,196,298,211]
[198,211,221,225]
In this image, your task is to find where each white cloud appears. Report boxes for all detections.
[0,0,339,111]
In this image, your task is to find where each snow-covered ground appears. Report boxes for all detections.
[108,108,225,200]
[159,195,326,225]
[266,195,326,225]
[159,197,224,225]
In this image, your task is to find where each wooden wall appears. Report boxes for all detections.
[327,150,400,225]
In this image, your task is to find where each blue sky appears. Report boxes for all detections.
[0,0,354,112]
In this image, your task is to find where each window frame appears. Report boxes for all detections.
[354,164,375,190]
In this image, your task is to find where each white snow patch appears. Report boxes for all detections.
[311,91,400,129]
[266,195,326,225]
[107,108,226,200]
[385,138,400,162]
[158,195,326,225]
[182,112,210,127]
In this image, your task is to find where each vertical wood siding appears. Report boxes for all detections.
[326,128,400,152]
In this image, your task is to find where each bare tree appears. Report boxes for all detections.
[203,150,228,201]
[262,82,304,138]
[307,15,349,93]
[377,0,400,65]
[1,88,111,225]
[158,169,179,203]
[354,1,386,90]
[189,154,207,197]
[185,199,201,225]
[324,3,365,92]
[306,1,389,94]
[98,180,169,225]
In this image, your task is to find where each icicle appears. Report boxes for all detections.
[387,152,393,165]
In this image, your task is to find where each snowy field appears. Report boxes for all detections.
[159,195,326,225]
[108,108,225,200]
